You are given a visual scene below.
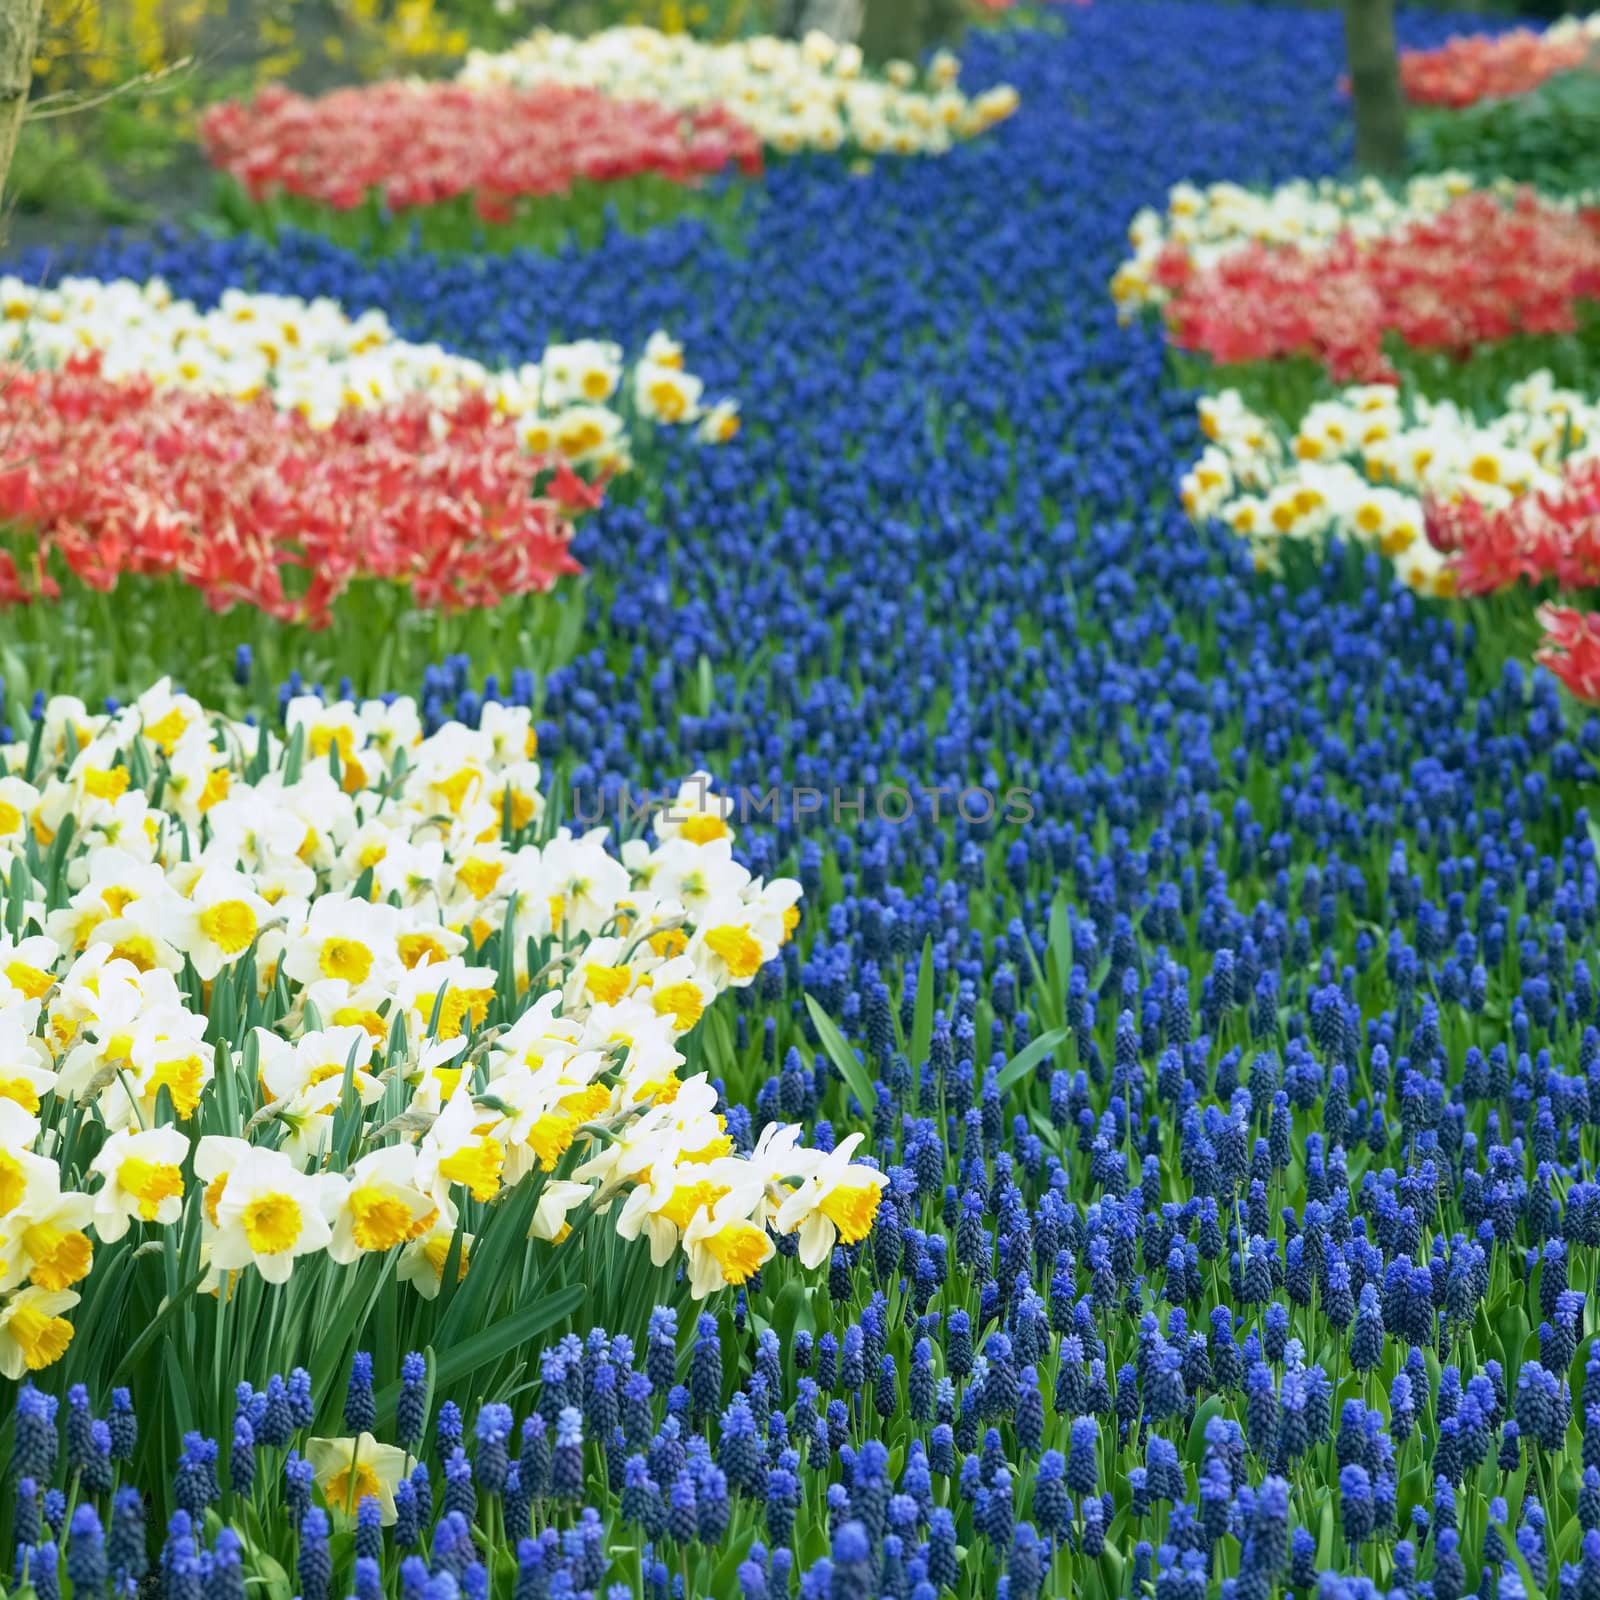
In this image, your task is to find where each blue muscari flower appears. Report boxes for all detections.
[259,1375,294,1447]
[984,1467,1015,1550]
[354,1555,383,1600]
[398,1351,429,1447]
[286,1451,315,1529]
[14,1476,42,1549]
[298,1508,332,1600]
[14,1384,57,1481]
[645,1307,677,1395]
[1434,1528,1467,1600]
[344,1351,376,1434]
[1338,1464,1374,1546]
[229,1415,255,1496]
[66,1505,105,1600]
[65,1385,93,1475]
[17,1540,58,1600]
[841,1323,866,1391]
[354,1494,383,1563]
[108,1388,136,1461]
[520,1414,550,1499]
[1579,1530,1600,1600]
[552,1407,584,1500]
[174,1433,220,1520]
[828,1520,874,1600]
[443,1447,476,1521]
[207,1527,247,1600]
[696,1464,730,1544]
[394,1478,420,1548]
[1349,1285,1384,1371]
[161,1514,201,1600]
[400,1553,431,1600]
[1065,1416,1097,1494]
[666,1469,698,1544]
[874,1354,898,1421]
[426,1512,468,1585]
[1516,1362,1566,1451]
[815,1332,840,1393]
[475,1401,514,1495]
[437,1400,464,1454]
[718,1393,762,1496]
[287,1368,314,1429]
[81,1419,113,1497]
[689,1314,722,1415]
[1081,1493,1106,1557]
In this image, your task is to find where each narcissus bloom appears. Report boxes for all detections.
[305,1433,410,1523]
[201,1143,341,1285]
[0,1285,78,1377]
[775,1133,888,1268]
[682,1180,775,1298]
[87,1126,190,1240]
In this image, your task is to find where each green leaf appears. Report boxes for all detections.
[910,935,935,1070]
[805,992,876,1116]
[245,1549,294,1600]
[111,1261,212,1380]
[379,1284,585,1409]
[1316,1494,1335,1570]
[994,1027,1068,1095]
[1048,891,1072,996]
[1185,1395,1226,1464]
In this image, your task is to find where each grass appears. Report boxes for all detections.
[0,564,591,727]
[1167,304,1600,430]
[1410,67,1600,198]
[210,170,761,258]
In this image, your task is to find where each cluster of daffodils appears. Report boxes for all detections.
[0,682,883,1378]
[0,276,740,465]
[1109,171,1574,317]
[458,28,1020,157]
[1180,371,1600,593]
[1532,12,1600,47]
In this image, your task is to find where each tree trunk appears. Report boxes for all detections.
[857,0,928,65]
[1343,0,1406,176]
[0,0,41,212]
[777,0,863,43]
[858,0,964,65]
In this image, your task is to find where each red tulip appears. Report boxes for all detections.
[0,357,584,627]
[1428,457,1600,597]
[199,81,764,214]
[1536,603,1600,700]
[1398,28,1595,109]
[1162,191,1600,382]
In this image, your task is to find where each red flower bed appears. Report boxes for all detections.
[0,358,588,625]
[1164,190,1600,383]
[199,82,763,219]
[1426,456,1600,596]
[1399,28,1593,109]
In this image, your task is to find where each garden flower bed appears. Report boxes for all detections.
[8,7,1600,1600]
[200,28,1019,255]
[0,273,732,696]
[1115,175,1600,381]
